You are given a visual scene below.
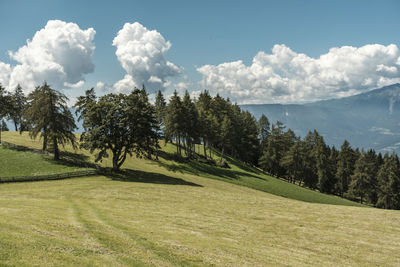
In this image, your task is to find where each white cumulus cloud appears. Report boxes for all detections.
[0,62,11,87]
[1,20,95,93]
[197,44,400,104]
[112,22,182,93]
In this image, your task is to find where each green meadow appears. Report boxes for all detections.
[0,132,399,266]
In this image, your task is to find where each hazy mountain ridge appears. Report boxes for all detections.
[241,83,400,154]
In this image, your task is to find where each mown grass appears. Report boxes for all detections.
[0,176,399,266]
[1,132,400,266]
[0,145,91,177]
[1,131,361,206]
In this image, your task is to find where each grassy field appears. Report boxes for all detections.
[0,146,91,177]
[1,176,399,266]
[1,132,400,266]
[1,131,361,206]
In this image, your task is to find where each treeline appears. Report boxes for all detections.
[1,82,399,209]
[259,122,400,209]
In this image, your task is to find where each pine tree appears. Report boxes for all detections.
[154,90,167,138]
[182,91,199,157]
[164,91,184,156]
[301,131,318,189]
[24,82,76,160]
[219,114,233,165]
[335,140,356,197]
[258,114,270,148]
[376,153,400,209]
[281,137,304,184]
[7,84,26,131]
[349,152,371,204]
[0,84,11,143]
[195,90,213,158]
[259,121,287,176]
[314,133,332,193]
[74,88,96,123]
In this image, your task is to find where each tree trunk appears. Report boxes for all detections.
[209,145,212,159]
[112,156,119,169]
[53,136,59,160]
[0,127,2,143]
[14,121,18,132]
[219,147,225,165]
[42,133,47,151]
[203,138,207,158]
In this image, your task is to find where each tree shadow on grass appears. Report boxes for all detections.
[3,143,98,170]
[155,151,263,181]
[101,168,203,187]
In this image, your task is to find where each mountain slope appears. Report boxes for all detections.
[242,83,400,153]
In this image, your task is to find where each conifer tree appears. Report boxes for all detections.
[335,140,356,197]
[348,152,372,204]
[182,91,199,157]
[8,84,26,131]
[74,88,96,123]
[154,90,167,138]
[314,133,332,193]
[259,121,287,176]
[25,82,76,160]
[281,137,304,184]
[218,114,233,165]
[301,131,318,189]
[165,91,184,156]
[376,153,400,209]
[0,84,11,143]
[258,114,270,148]
[195,90,213,158]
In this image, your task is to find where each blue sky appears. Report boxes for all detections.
[0,0,399,104]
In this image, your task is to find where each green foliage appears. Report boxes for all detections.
[79,88,159,169]
[154,89,167,136]
[281,137,304,184]
[24,82,76,159]
[258,114,270,147]
[74,87,96,123]
[376,153,400,209]
[7,84,27,131]
[335,140,357,197]
[0,120,8,131]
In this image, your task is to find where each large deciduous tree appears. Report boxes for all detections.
[78,88,159,170]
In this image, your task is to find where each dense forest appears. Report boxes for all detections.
[1,83,400,210]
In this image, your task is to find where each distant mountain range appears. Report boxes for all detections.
[241,83,400,154]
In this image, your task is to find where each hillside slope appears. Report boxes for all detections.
[1,131,361,207]
[1,133,400,266]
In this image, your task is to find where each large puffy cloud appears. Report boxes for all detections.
[112,22,182,93]
[1,20,95,93]
[0,62,11,87]
[198,44,400,103]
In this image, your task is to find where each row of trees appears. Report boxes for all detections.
[1,82,399,209]
[258,122,400,209]
[0,83,77,159]
[156,90,260,165]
